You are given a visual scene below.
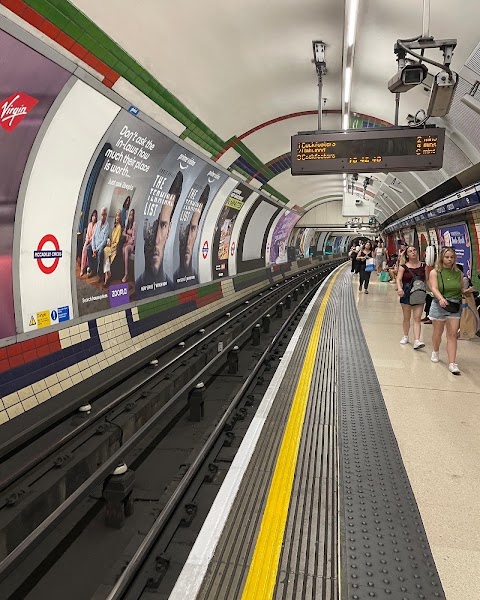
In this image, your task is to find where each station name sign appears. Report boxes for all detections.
[291,126,445,175]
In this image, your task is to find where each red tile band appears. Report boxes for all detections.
[0,1,120,88]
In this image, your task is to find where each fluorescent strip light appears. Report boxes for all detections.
[347,0,359,47]
[344,66,352,104]
[343,113,349,129]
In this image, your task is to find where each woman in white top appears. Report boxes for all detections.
[375,242,387,274]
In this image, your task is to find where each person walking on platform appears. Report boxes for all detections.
[357,241,374,293]
[396,246,426,349]
[428,247,465,374]
[349,243,358,273]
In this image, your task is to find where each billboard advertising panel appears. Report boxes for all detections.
[212,183,253,279]
[0,29,71,339]
[19,81,120,330]
[74,111,179,315]
[269,210,301,265]
[438,223,472,278]
[180,165,228,288]
[197,178,237,284]
[136,143,206,299]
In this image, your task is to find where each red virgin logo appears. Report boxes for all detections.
[0,93,38,132]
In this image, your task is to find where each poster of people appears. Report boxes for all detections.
[137,144,206,298]
[269,210,301,265]
[212,183,252,279]
[438,223,472,277]
[0,30,70,338]
[74,111,178,315]
[183,166,228,287]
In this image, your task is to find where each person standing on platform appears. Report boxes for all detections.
[375,241,387,275]
[349,243,358,273]
[357,241,374,293]
[396,246,426,349]
[428,247,465,374]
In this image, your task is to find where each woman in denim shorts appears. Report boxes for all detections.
[428,247,465,374]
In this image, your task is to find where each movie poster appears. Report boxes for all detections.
[212,183,252,279]
[173,165,228,288]
[0,30,70,338]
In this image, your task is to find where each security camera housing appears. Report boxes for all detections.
[388,63,429,93]
[428,71,458,117]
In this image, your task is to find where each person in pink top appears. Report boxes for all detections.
[122,208,136,283]
[80,210,97,276]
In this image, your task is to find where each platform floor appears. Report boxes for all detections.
[168,265,479,600]
[355,272,480,600]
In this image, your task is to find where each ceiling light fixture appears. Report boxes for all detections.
[347,0,359,47]
[342,0,359,133]
[344,66,352,105]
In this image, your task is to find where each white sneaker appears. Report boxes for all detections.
[448,363,461,375]
[413,340,425,350]
[400,336,409,345]
[431,351,439,363]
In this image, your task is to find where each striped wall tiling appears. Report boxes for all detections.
[0,0,291,205]
[0,264,311,425]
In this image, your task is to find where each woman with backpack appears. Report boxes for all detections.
[396,245,427,349]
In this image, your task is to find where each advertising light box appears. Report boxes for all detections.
[0,29,71,338]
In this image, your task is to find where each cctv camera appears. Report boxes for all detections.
[388,63,428,93]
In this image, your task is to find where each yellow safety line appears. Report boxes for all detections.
[241,271,340,600]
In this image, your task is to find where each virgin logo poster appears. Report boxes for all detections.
[212,184,252,279]
[0,30,70,339]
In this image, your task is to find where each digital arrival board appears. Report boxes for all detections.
[291,126,445,175]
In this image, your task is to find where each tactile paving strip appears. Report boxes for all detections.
[273,281,340,600]
[197,282,333,600]
[337,271,446,600]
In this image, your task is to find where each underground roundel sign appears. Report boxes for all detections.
[230,241,236,256]
[34,234,63,274]
[202,240,209,259]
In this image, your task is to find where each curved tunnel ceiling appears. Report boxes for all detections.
[69,0,480,223]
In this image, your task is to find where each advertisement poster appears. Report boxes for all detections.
[0,30,70,338]
[74,111,179,315]
[212,183,252,279]
[438,223,472,277]
[419,231,429,261]
[402,228,415,246]
[269,210,301,264]
[333,236,342,253]
[186,166,228,287]
[20,81,120,332]
[428,228,438,249]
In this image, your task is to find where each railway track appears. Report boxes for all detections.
[0,261,341,599]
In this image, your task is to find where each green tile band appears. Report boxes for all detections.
[198,283,221,298]
[22,0,291,204]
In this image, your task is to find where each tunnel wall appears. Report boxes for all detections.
[0,19,339,427]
